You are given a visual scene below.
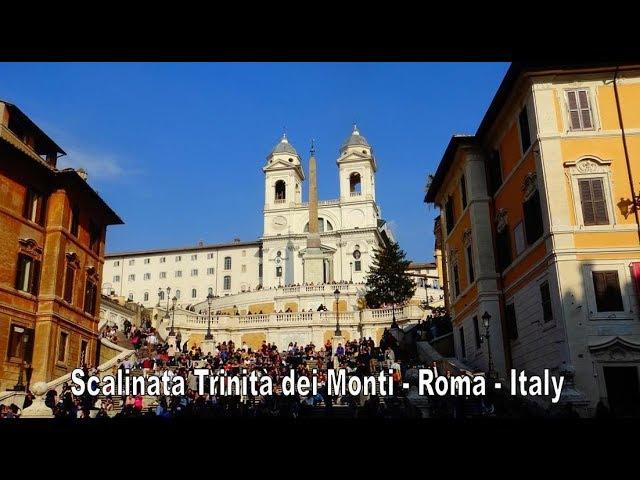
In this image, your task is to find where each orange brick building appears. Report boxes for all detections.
[425,62,640,416]
[0,100,122,391]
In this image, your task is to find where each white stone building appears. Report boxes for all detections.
[102,127,398,308]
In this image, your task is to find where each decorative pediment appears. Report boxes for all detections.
[564,157,612,175]
[18,238,43,258]
[588,336,640,361]
[86,266,100,282]
[65,251,80,268]
[521,172,538,200]
[462,228,473,247]
[495,208,509,233]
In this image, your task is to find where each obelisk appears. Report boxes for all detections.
[303,140,326,284]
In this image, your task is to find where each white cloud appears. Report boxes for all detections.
[57,148,125,180]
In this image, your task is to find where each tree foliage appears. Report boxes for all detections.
[364,241,416,309]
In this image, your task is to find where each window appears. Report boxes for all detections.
[487,149,503,195]
[505,303,518,340]
[113,275,120,282]
[144,258,150,264]
[275,180,286,201]
[578,178,609,226]
[460,175,467,210]
[496,227,512,271]
[84,278,98,315]
[128,259,135,266]
[7,324,34,362]
[466,244,475,284]
[566,89,593,131]
[303,218,334,232]
[89,222,101,254]
[207,267,214,275]
[452,263,460,297]
[15,253,41,295]
[459,327,466,359]
[207,253,214,259]
[23,187,46,226]
[354,261,362,272]
[514,222,526,255]
[70,206,80,237]
[113,261,120,267]
[208,287,213,295]
[518,105,531,153]
[191,269,198,277]
[128,274,135,281]
[160,257,166,263]
[143,292,149,302]
[143,273,151,280]
[350,172,362,194]
[175,256,182,262]
[592,271,624,312]
[191,288,197,298]
[175,290,181,299]
[159,291,165,301]
[276,266,282,277]
[224,275,231,290]
[224,257,232,270]
[159,272,166,279]
[445,196,455,233]
[128,292,133,301]
[540,281,553,322]
[175,271,182,278]
[63,263,75,303]
[57,331,69,363]
[241,265,246,273]
[191,254,197,261]
[523,190,543,245]
[432,279,439,289]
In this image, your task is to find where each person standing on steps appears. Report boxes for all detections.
[176,330,182,351]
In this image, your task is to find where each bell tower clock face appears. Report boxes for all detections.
[272,216,287,230]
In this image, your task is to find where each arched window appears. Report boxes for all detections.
[350,172,361,195]
[275,180,286,201]
[224,276,231,290]
[159,291,165,301]
[304,218,334,233]
[224,256,232,270]
[128,292,134,301]
[208,287,213,295]
[143,292,149,302]
[175,289,181,299]
[191,288,197,298]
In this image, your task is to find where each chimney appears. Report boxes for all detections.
[76,168,88,181]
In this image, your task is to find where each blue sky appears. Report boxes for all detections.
[0,62,509,261]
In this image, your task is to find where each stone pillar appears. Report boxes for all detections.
[20,382,54,418]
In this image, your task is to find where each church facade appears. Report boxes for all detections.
[102,127,396,307]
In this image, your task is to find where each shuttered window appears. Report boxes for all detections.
[466,244,475,284]
[460,175,468,210]
[518,106,531,153]
[578,178,609,226]
[540,281,553,322]
[15,253,41,295]
[496,228,512,272]
[452,264,460,297]
[459,327,466,359]
[566,90,594,131]
[505,303,518,340]
[487,149,503,195]
[63,264,75,303]
[84,278,98,315]
[523,190,543,244]
[445,196,455,234]
[473,315,481,349]
[592,271,624,312]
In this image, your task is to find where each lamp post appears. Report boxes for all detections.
[482,311,494,378]
[157,287,162,307]
[205,293,214,340]
[333,288,342,336]
[169,295,177,336]
[164,287,171,320]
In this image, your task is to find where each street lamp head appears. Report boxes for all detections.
[207,293,214,305]
[158,287,162,295]
[482,310,491,328]
[172,296,177,307]
[167,286,171,294]
[334,288,340,301]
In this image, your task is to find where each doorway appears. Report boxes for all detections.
[603,366,640,417]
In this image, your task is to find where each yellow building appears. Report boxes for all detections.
[425,62,640,417]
